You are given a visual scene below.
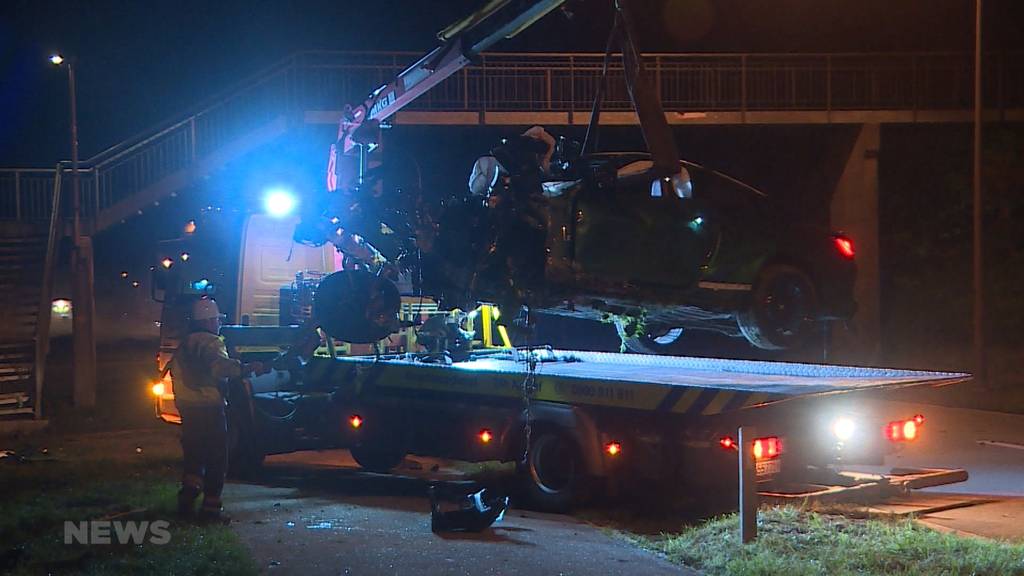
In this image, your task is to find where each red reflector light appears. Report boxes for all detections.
[719,436,735,450]
[833,235,855,259]
[349,415,363,429]
[605,442,622,456]
[753,437,782,460]
[478,429,493,444]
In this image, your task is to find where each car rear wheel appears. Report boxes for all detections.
[738,264,818,350]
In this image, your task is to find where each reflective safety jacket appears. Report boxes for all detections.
[170,330,242,407]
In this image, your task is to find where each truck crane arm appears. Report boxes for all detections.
[328,0,568,191]
[308,0,686,344]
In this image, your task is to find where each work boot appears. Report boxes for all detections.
[197,507,231,526]
[198,496,230,525]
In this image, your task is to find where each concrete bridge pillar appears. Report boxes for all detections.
[830,123,881,364]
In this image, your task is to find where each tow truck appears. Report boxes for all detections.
[150,0,969,511]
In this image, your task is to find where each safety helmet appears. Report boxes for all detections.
[191,298,224,321]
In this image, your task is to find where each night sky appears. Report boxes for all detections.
[2,0,1021,166]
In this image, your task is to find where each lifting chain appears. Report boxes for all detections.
[519,344,539,466]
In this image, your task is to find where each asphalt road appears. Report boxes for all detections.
[225,452,694,575]
[847,399,1024,541]
[852,399,1024,497]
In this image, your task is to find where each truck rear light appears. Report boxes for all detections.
[885,415,923,442]
[478,429,493,443]
[833,235,855,259]
[903,420,918,441]
[605,442,622,456]
[349,415,363,429]
[753,437,782,460]
[720,436,781,459]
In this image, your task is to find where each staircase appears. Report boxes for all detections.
[0,230,48,418]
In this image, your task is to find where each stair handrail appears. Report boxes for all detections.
[81,53,300,170]
[32,163,64,419]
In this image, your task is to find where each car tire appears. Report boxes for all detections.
[518,428,586,512]
[622,327,685,355]
[350,445,407,473]
[227,411,265,479]
[737,264,819,350]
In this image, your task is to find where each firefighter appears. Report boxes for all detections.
[171,298,266,522]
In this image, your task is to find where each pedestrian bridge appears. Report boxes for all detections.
[1,50,1020,229]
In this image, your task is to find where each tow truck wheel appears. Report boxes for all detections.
[519,429,585,512]
[350,445,407,473]
[737,264,818,350]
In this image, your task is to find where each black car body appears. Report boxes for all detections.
[301,143,856,352]
[412,146,857,352]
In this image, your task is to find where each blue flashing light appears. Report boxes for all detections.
[190,278,213,293]
[263,188,297,218]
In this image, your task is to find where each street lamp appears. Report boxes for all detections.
[50,52,96,408]
[50,53,80,240]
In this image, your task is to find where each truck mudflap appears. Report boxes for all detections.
[759,467,969,503]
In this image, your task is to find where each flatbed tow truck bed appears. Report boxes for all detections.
[160,346,971,510]
[313,349,970,416]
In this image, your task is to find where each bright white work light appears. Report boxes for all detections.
[831,416,856,441]
[263,188,297,218]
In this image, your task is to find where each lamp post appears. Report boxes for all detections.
[50,53,97,408]
[972,0,985,386]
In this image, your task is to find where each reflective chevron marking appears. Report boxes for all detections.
[672,388,704,414]
[307,356,793,416]
[700,390,736,416]
[744,392,770,407]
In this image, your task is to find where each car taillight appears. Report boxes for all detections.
[885,415,923,442]
[833,235,855,259]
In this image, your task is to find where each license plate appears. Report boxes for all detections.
[756,458,781,477]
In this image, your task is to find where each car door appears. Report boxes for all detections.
[572,167,716,293]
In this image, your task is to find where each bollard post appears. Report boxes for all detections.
[739,426,758,543]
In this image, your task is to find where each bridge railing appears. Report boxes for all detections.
[292,51,1020,114]
[2,50,1020,224]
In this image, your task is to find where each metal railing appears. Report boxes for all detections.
[32,165,64,418]
[2,50,1020,226]
[290,51,1021,114]
[0,55,297,226]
